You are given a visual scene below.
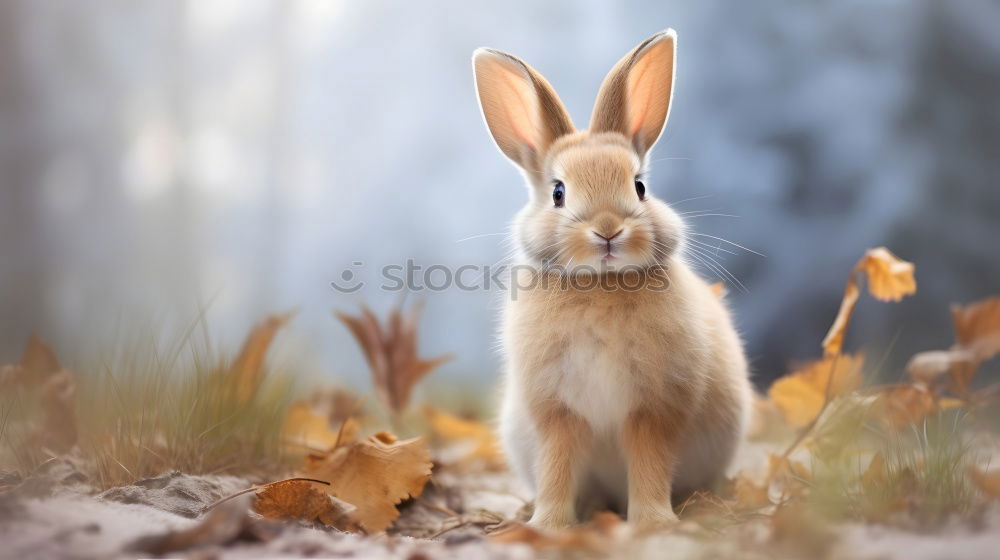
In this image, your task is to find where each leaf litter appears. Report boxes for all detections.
[2,250,1000,558]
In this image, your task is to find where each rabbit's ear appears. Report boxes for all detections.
[590,29,676,157]
[473,49,575,173]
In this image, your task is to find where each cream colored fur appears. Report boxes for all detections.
[473,29,753,530]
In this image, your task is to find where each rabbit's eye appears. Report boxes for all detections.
[552,181,565,207]
[634,179,646,200]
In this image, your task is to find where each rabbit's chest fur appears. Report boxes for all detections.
[503,266,712,432]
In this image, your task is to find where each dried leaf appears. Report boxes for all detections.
[906,349,975,385]
[424,406,505,470]
[952,297,1000,363]
[875,384,961,428]
[336,304,451,414]
[300,432,433,533]
[967,466,1000,499]
[731,475,771,510]
[1,334,62,388]
[283,402,359,452]
[229,312,294,403]
[949,297,1000,394]
[254,479,358,529]
[768,354,864,427]
[822,248,916,356]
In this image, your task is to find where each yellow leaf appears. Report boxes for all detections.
[822,248,916,356]
[300,432,432,533]
[283,402,358,452]
[768,354,864,427]
[253,479,359,530]
[229,312,294,403]
[967,466,1000,500]
[424,406,505,470]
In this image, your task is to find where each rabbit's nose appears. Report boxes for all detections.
[591,213,624,241]
[592,229,623,242]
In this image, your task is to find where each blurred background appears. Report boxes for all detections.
[1,0,998,390]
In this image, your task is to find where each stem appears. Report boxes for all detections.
[201,477,331,513]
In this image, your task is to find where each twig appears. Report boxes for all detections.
[202,477,330,513]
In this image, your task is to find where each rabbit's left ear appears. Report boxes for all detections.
[590,29,676,157]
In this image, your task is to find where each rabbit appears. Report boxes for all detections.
[471,29,754,530]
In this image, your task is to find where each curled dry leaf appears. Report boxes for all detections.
[822,247,916,357]
[300,432,433,533]
[283,402,359,452]
[424,406,505,471]
[335,304,452,415]
[254,479,359,530]
[228,312,294,403]
[768,354,865,428]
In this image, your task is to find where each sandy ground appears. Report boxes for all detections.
[2,450,999,560]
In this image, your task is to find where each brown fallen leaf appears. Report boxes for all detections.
[949,297,1000,394]
[1,334,62,388]
[300,432,433,533]
[283,402,359,452]
[424,406,505,471]
[877,384,962,428]
[822,248,916,356]
[768,354,865,428]
[335,303,452,415]
[730,475,772,511]
[967,466,1000,500]
[746,392,788,441]
[254,479,359,530]
[229,312,294,403]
